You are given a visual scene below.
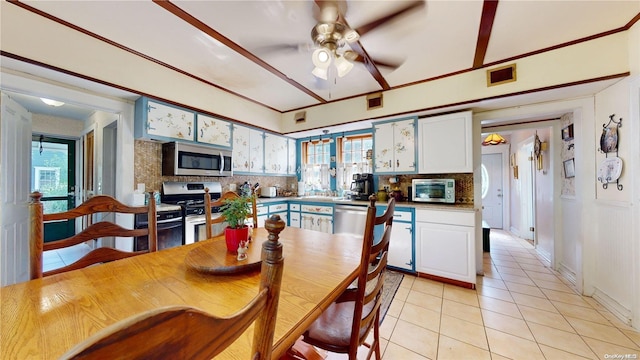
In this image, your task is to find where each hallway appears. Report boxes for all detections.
[371,229,640,359]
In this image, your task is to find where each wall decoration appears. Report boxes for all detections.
[561,124,574,141]
[599,124,618,153]
[563,158,575,178]
[598,114,623,190]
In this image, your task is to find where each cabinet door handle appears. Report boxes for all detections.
[200,128,203,138]
[188,126,191,136]
[397,159,400,167]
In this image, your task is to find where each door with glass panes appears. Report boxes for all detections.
[31,135,76,241]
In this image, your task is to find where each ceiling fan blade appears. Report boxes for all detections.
[251,43,313,56]
[313,1,347,22]
[353,1,425,37]
[344,50,402,70]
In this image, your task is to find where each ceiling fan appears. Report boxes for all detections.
[309,0,425,79]
[255,1,426,80]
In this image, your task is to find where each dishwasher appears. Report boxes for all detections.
[334,205,368,236]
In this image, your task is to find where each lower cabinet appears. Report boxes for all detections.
[289,203,301,228]
[415,209,475,284]
[300,203,334,234]
[384,207,414,272]
[258,202,288,227]
[256,203,268,228]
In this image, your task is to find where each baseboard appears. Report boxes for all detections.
[592,287,632,326]
[417,272,475,289]
[536,247,551,264]
[558,262,576,287]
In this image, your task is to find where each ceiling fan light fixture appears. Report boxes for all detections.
[335,55,354,77]
[312,48,331,67]
[312,66,329,80]
[343,29,360,43]
[40,98,64,107]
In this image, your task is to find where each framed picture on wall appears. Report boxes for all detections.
[563,158,575,178]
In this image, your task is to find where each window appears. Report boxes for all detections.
[35,167,60,191]
[336,135,372,192]
[301,139,331,192]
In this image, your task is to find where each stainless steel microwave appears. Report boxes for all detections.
[412,179,455,203]
[162,142,232,177]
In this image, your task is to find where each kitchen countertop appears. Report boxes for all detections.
[257,196,476,212]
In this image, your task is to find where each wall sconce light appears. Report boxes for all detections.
[482,133,506,145]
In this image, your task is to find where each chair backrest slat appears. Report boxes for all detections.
[204,189,258,239]
[29,191,158,280]
[349,195,395,357]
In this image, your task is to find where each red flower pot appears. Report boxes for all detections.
[225,226,249,253]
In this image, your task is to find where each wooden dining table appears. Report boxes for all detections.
[1,227,363,359]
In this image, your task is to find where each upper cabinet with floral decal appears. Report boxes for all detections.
[196,114,232,148]
[373,117,417,174]
[135,97,195,142]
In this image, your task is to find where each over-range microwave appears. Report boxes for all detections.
[412,178,456,204]
[162,142,232,177]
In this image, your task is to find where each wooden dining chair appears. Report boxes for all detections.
[60,215,286,360]
[204,189,258,239]
[29,191,158,279]
[301,195,395,360]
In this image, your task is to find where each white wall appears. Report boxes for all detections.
[589,77,636,325]
[533,127,555,263]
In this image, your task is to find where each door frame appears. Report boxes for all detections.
[481,143,510,231]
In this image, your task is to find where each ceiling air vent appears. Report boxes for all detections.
[367,92,383,110]
[487,63,516,87]
[294,111,306,124]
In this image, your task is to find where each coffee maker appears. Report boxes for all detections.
[350,173,374,200]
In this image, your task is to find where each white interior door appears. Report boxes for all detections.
[482,153,504,229]
[1,93,32,285]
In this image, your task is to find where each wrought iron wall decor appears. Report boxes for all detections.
[597,114,623,190]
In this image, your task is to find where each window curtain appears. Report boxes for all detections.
[336,161,371,193]
[302,164,330,192]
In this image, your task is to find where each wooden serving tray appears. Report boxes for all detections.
[184,238,264,275]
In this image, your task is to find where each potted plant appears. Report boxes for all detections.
[220,195,252,253]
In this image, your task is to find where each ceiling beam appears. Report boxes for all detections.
[153,0,327,104]
[473,0,499,69]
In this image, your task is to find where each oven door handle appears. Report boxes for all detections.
[157,218,182,225]
[157,221,183,231]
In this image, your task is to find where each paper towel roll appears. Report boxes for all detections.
[297,181,305,196]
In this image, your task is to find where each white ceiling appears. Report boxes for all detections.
[1,1,638,131]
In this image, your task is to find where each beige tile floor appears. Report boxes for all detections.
[326,229,640,359]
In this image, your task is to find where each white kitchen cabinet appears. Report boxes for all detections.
[135,98,195,141]
[196,114,232,148]
[373,117,416,174]
[287,138,297,175]
[255,203,268,228]
[264,133,288,175]
[233,124,264,174]
[388,209,414,271]
[415,208,475,284]
[418,111,473,173]
[300,203,333,234]
[289,203,301,228]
